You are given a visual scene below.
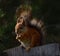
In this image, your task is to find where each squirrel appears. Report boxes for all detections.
[15,5,47,51]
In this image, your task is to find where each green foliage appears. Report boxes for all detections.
[0,9,5,18]
[0,43,5,51]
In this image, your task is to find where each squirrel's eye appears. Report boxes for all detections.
[20,17,23,19]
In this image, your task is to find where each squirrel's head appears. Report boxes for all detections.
[16,5,32,20]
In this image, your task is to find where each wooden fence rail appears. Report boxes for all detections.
[3,43,60,56]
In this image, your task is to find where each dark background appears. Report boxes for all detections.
[0,0,60,51]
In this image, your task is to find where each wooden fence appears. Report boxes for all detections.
[2,43,60,56]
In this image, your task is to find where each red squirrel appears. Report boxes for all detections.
[15,5,46,51]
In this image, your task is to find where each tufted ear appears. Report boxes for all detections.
[16,5,32,18]
[19,5,32,11]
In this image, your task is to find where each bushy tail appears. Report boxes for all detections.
[30,18,47,40]
[30,18,47,44]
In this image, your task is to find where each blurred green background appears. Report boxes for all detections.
[0,0,60,51]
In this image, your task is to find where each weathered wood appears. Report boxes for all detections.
[4,43,60,56]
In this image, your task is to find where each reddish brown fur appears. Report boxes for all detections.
[16,25,41,51]
[17,26,41,47]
